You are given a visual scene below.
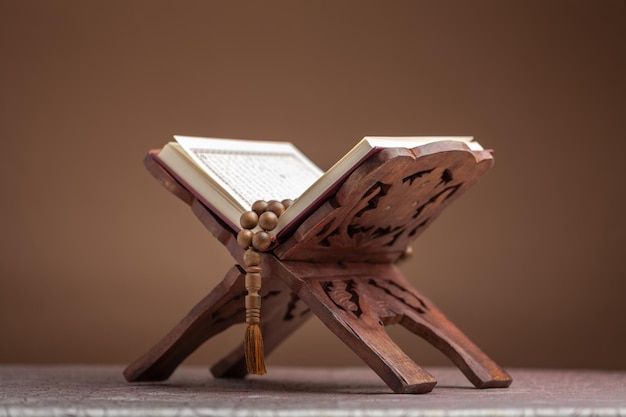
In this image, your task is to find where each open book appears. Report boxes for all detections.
[154,136,483,239]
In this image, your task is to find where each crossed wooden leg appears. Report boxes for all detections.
[211,291,312,378]
[124,265,311,382]
[297,277,438,394]
[269,259,512,393]
[388,272,512,389]
[125,257,511,394]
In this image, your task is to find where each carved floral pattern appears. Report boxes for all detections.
[321,277,429,320]
[319,167,463,250]
[323,280,362,318]
[276,146,492,262]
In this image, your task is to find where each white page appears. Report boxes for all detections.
[175,136,324,209]
[364,136,482,151]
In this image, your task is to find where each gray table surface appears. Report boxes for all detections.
[1,365,625,417]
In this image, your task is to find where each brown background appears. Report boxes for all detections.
[1,1,625,370]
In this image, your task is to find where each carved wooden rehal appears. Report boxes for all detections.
[124,141,512,394]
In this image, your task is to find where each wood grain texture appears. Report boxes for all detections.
[124,265,301,382]
[128,145,511,394]
[275,142,493,262]
[124,265,246,382]
[265,257,511,393]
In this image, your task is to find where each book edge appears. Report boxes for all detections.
[155,146,243,233]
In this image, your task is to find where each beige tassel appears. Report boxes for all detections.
[244,322,266,375]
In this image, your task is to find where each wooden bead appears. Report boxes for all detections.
[245,294,262,309]
[240,211,259,229]
[252,231,272,251]
[243,248,262,266]
[281,199,294,209]
[246,310,261,323]
[237,229,254,249]
[245,273,262,291]
[258,211,278,231]
[246,265,262,274]
[251,200,268,215]
[266,200,286,217]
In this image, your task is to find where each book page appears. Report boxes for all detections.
[175,136,323,209]
[364,136,482,151]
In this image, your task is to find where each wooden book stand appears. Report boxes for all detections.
[124,142,512,394]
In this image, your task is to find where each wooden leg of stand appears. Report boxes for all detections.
[211,293,313,378]
[124,266,247,382]
[400,303,512,388]
[270,258,510,391]
[297,278,437,394]
[367,270,512,389]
